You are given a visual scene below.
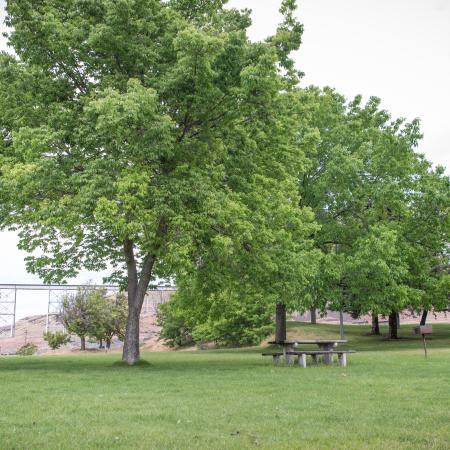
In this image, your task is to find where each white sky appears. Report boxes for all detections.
[0,0,449,317]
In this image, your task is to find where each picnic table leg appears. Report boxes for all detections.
[338,353,347,367]
[311,354,318,366]
[297,353,307,368]
[273,354,281,365]
[321,344,334,365]
[284,345,294,365]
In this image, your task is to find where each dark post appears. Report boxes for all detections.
[275,303,286,343]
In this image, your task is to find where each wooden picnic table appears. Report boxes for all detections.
[268,339,348,365]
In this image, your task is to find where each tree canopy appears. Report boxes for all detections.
[158,87,449,346]
[294,87,449,334]
[0,1,448,354]
[0,0,320,363]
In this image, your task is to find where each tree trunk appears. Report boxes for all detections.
[122,284,153,364]
[310,307,317,324]
[121,238,157,365]
[371,314,380,335]
[275,303,286,343]
[80,335,86,351]
[99,338,103,349]
[420,310,428,326]
[123,304,141,364]
[388,312,398,339]
[106,338,111,350]
[339,311,345,339]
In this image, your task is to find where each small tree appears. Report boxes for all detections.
[105,294,128,349]
[63,287,127,350]
[62,288,92,350]
[43,331,71,350]
[85,289,108,348]
[87,291,128,350]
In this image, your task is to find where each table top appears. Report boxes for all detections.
[268,339,348,345]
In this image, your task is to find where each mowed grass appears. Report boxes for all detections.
[1,323,449,450]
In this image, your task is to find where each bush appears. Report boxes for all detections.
[43,331,71,350]
[157,302,194,347]
[191,314,273,348]
[16,343,38,356]
[158,288,273,348]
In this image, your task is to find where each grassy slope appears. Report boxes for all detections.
[0,323,449,450]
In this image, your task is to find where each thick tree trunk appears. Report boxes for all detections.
[310,307,317,324]
[80,335,86,351]
[371,314,380,335]
[275,303,286,343]
[99,338,103,349]
[388,312,398,339]
[123,304,142,364]
[106,338,111,350]
[122,279,153,364]
[122,238,157,365]
[420,310,428,326]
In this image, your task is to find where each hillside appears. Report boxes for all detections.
[0,311,168,355]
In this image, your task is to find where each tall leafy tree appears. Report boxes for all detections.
[294,87,449,337]
[0,0,314,363]
[402,166,450,324]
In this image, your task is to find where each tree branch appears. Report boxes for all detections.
[123,238,138,301]
[135,216,169,304]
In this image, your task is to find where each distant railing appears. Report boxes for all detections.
[0,284,176,338]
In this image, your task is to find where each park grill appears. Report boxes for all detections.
[413,325,433,358]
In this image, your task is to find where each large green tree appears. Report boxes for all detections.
[0,0,314,363]
[402,165,450,324]
[294,87,449,336]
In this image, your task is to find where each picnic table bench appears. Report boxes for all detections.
[263,339,355,367]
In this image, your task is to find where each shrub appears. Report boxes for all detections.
[43,331,71,350]
[157,301,194,348]
[158,289,273,348]
[16,343,38,356]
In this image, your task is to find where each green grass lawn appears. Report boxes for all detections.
[1,323,449,450]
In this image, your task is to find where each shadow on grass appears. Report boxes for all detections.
[1,323,448,374]
[0,352,267,374]
[111,359,153,368]
[0,348,447,377]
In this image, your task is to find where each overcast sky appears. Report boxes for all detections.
[0,1,449,315]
